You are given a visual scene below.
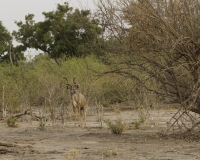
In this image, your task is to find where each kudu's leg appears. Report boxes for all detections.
[73,106,77,126]
[80,107,86,127]
[78,106,82,127]
[83,108,86,127]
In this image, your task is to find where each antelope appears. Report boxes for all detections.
[63,77,87,127]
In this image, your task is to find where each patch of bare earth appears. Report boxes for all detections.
[0,108,200,160]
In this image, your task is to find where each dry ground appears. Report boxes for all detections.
[0,107,200,160]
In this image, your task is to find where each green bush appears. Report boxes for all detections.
[134,108,149,129]
[6,117,17,127]
[103,118,127,134]
[0,54,157,119]
[39,121,45,131]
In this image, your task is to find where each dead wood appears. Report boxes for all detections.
[0,142,17,147]
[8,110,47,121]
[11,110,31,119]
[165,108,200,134]
[0,148,19,154]
[31,112,48,121]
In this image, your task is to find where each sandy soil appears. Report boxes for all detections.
[0,108,200,160]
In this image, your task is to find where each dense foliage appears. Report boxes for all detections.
[13,2,103,62]
[0,21,12,61]
[0,55,143,115]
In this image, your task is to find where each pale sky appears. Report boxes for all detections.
[0,0,95,33]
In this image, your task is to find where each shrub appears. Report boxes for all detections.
[39,121,45,131]
[6,117,17,127]
[134,119,144,129]
[134,108,149,129]
[103,118,127,134]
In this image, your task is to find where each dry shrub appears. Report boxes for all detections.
[6,117,17,127]
[134,108,150,129]
[103,118,127,134]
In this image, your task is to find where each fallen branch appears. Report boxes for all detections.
[0,142,17,147]
[6,110,47,122]
[31,113,47,121]
[11,110,31,119]
[0,148,19,154]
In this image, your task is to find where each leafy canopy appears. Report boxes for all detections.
[0,21,12,59]
[13,2,102,59]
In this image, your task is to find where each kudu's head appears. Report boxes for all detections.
[63,77,80,95]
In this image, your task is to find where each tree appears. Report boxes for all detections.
[13,2,102,62]
[0,21,12,62]
[0,21,25,64]
[96,0,200,127]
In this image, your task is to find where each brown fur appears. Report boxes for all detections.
[64,77,87,127]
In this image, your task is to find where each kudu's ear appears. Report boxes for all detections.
[74,84,80,89]
[66,84,72,89]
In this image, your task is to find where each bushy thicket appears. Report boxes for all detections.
[0,54,157,118]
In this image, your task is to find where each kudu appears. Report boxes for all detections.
[63,77,87,127]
